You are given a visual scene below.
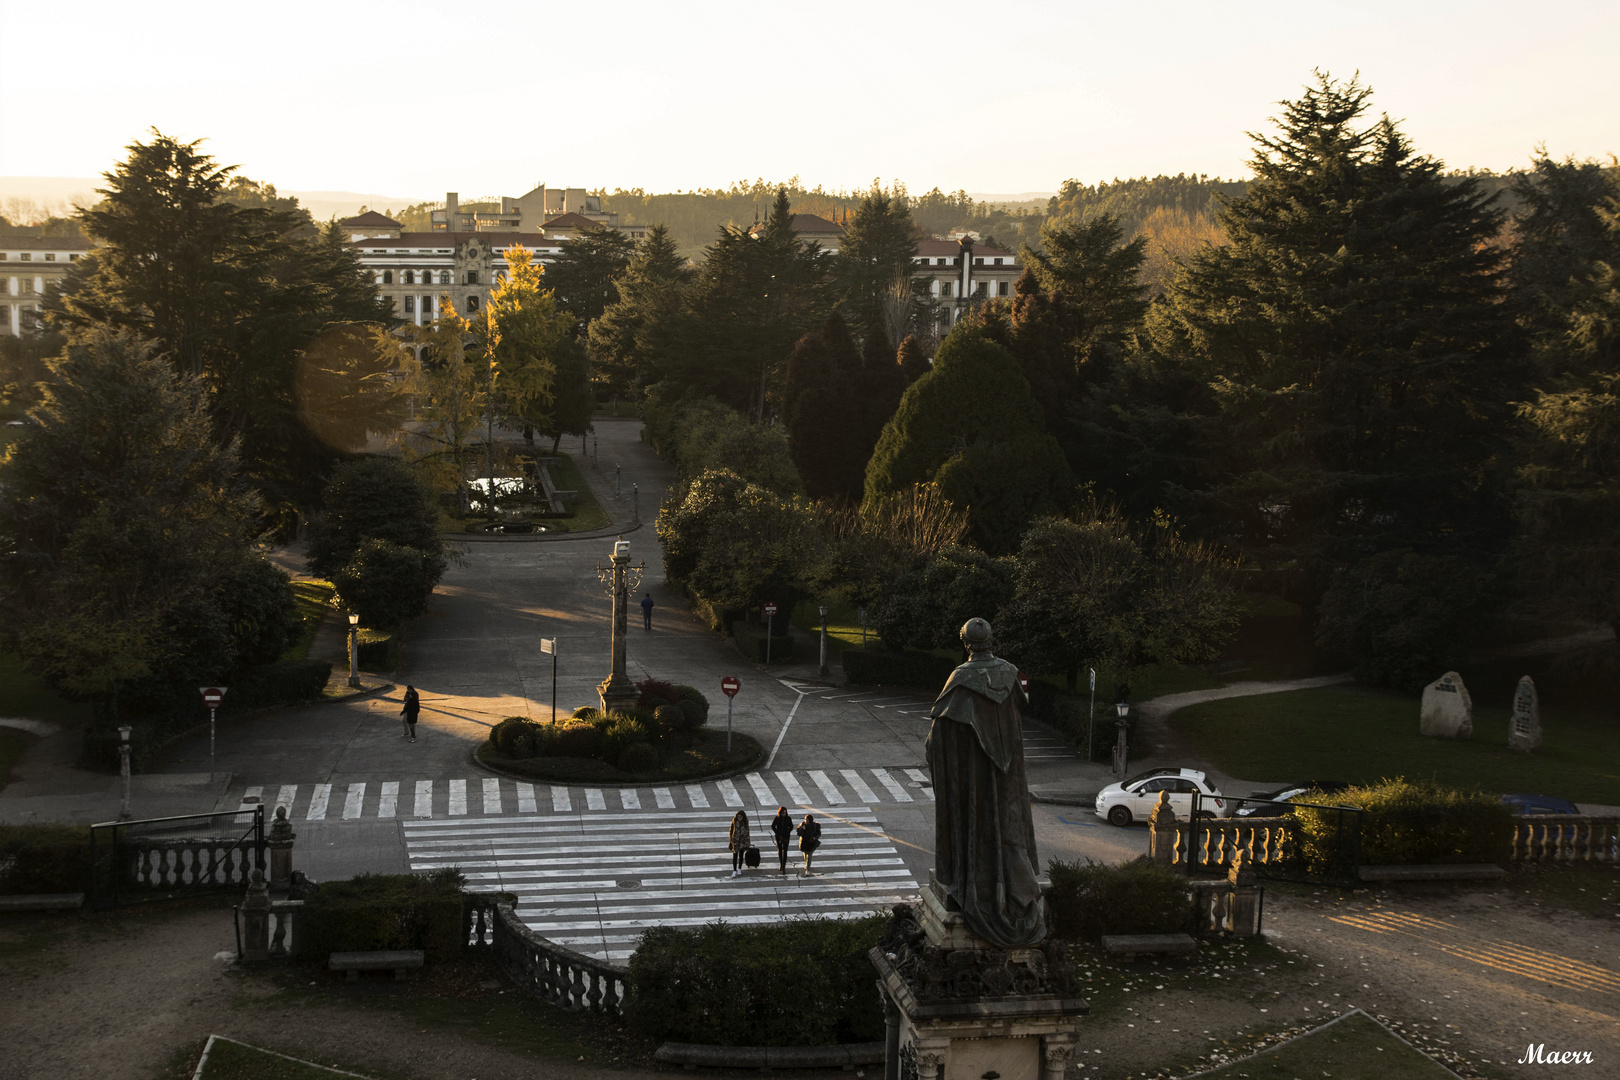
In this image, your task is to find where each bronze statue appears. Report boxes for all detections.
[925,618,1045,948]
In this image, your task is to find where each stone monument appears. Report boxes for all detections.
[871,618,1086,1080]
[595,537,643,716]
[1419,671,1472,738]
[1508,675,1541,752]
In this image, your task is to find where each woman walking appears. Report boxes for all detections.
[401,685,420,742]
[796,812,822,876]
[770,806,793,873]
[728,810,751,877]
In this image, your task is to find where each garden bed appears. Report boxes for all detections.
[477,729,764,785]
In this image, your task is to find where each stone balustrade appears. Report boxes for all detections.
[489,898,627,1017]
[1148,795,1295,869]
[124,835,261,892]
[1510,816,1619,863]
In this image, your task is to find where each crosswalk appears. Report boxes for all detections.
[231,767,935,823]
[404,805,920,961]
[785,682,1075,763]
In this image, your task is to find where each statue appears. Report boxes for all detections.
[925,618,1044,948]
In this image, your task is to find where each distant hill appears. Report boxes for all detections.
[0,177,424,224]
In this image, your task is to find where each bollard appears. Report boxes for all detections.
[240,870,271,961]
[1227,849,1262,935]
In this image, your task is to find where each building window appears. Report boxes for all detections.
[466,271,478,285]
[69,254,78,261]
[940,282,953,298]
[974,258,983,266]
[19,253,30,262]
[998,280,1009,297]
[466,294,480,311]
[403,270,414,285]
[383,270,394,284]
[44,253,55,262]
[993,258,1003,265]
[439,271,450,285]
[0,254,7,261]
[423,296,434,317]
[974,281,987,297]
[404,295,415,314]
[21,279,33,295]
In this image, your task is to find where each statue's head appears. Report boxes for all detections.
[960,618,994,654]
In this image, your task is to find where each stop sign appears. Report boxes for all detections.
[720,676,741,698]
[1017,672,1030,693]
[763,602,778,617]
[199,686,226,708]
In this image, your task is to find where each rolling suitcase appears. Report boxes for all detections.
[744,845,761,868]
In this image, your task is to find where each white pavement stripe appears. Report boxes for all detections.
[903,769,935,799]
[685,784,709,808]
[343,783,366,820]
[483,778,502,814]
[807,770,844,805]
[746,772,777,807]
[620,788,640,810]
[551,785,571,812]
[275,785,297,818]
[775,770,810,805]
[399,808,882,832]
[716,780,742,807]
[414,780,433,817]
[871,701,935,709]
[306,784,331,820]
[654,788,675,809]
[516,782,537,814]
[379,782,399,819]
[234,786,263,824]
[870,768,911,802]
[840,769,879,803]
[586,788,606,811]
[448,779,467,816]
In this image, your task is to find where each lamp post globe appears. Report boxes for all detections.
[347,611,362,688]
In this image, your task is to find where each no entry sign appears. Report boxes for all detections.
[763,602,778,617]
[720,676,741,698]
[199,686,226,708]
[1017,672,1030,693]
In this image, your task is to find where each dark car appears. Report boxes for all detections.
[1501,793,1579,815]
[1235,781,1350,817]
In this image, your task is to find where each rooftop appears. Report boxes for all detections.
[339,210,403,228]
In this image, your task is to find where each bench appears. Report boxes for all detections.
[328,949,424,981]
[1100,933,1198,961]
[1359,864,1505,883]
[0,893,86,912]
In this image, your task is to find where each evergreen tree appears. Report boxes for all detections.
[545,225,636,333]
[896,334,930,383]
[588,224,692,398]
[838,187,921,335]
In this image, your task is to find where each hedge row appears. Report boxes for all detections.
[732,621,797,663]
[626,915,888,1047]
[0,824,96,895]
[1295,777,1515,870]
[1024,683,1129,763]
[356,631,398,673]
[840,649,956,687]
[486,682,711,774]
[299,870,468,963]
[1044,858,1193,941]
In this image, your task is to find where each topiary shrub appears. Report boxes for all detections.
[673,685,710,726]
[301,869,467,964]
[489,716,540,757]
[635,677,681,712]
[652,703,687,739]
[602,714,652,761]
[619,742,659,774]
[552,722,605,759]
[570,705,600,722]
[1294,778,1515,871]
[1045,858,1193,941]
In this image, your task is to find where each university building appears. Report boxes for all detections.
[1,236,94,336]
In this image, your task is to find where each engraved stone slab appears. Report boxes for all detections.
[1508,675,1541,752]
[1419,672,1472,739]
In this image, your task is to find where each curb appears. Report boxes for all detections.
[319,682,397,705]
[654,1041,884,1069]
[1030,792,1098,808]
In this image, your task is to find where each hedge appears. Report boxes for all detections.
[1045,858,1193,941]
[1294,778,1515,871]
[356,630,399,673]
[300,870,467,963]
[626,915,887,1047]
[1024,683,1129,763]
[0,824,95,895]
[732,621,796,663]
[841,649,957,688]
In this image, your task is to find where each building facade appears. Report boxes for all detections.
[427,185,649,242]
[2,236,94,336]
[348,227,569,326]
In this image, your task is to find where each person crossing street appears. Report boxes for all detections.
[770,806,793,873]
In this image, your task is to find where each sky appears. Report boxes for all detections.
[1,0,1615,204]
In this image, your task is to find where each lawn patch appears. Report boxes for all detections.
[0,651,91,727]
[0,728,38,794]
[283,581,336,662]
[195,1036,378,1079]
[546,451,611,532]
[1189,1009,1459,1080]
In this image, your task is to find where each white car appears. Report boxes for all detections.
[1094,768,1230,826]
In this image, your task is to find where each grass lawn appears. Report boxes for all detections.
[198,1037,377,1079]
[284,580,336,661]
[546,451,611,532]
[1194,1010,1457,1080]
[0,651,91,727]
[1173,684,1620,803]
[0,728,39,794]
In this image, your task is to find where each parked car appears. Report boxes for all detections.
[1094,768,1230,827]
[1501,793,1579,816]
[1234,781,1351,817]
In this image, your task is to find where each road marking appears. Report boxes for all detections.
[483,778,502,814]
[234,786,263,824]
[378,782,398,819]
[765,688,808,769]
[275,785,298,818]
[871,701,934,709]
[551,785,571,812]
[586,788,606,811]
[414,780,432,817]
[654,788,675,809]
[306,783,331,820]
[904,769,934,799]
[807,770,845,805]
[774,770,810,805]
[516,782,536,814]
[685,784,709,808]
[870,768,911,802]
[342,783,365,820]
[716,779,742,807]
[620,788,641,810]
[448,779,467,816]
[746,772,776,807]
[840,769,879,803]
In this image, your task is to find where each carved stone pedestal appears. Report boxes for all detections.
[871,887,1087,1080]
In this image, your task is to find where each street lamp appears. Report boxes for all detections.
[117,724,132,820]
[818,605,830,677]
[1113,700,1131,778]
[347,612,362,688]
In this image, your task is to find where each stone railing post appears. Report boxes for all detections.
[240,870,271,961]
[267,806,296,895]
[1226,850,1261,936]
[1149,792,1180,867]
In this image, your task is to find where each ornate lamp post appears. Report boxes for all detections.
[347,612,362,688]
[1112,700,1131,778]
[117,724,132,820]
[596,537,644,715]
[818,604,830,676]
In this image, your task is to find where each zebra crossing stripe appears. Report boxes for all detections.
[275,785,297,818]
[870,768,910,802]
[685,784,709,808]
[483,778,502,814]
[745,772,775,806]
[716,779,742,807]
[775,770,811,805]
[414,780,432,817]
[904,769,935,799]
[807,770,844,805]
[307,784,331,821]
[551,785,570,812]
[621,788,641,810]
[516,782,536,814]
[586,788,606,811]
[342,783,366,820]
[654,788,675,809]
[379,781,399,819]
[840,769,879,803]
[234,786,263,824]
[448,779,467,815]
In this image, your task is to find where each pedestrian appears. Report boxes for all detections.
[796,812,821,876]
[729,810,751,877]
[641,592,654,630]
[401,685,420,742]
[770,806,793,874]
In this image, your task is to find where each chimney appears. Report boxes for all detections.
[445,192,459,230]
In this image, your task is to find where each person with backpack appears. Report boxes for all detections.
[728,810,751,877]
[796,812,821,876]
[770,806,794,873]
[401,685,420,742]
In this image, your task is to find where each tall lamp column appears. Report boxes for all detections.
[596,537,642,715]
[117,724,133,820]
[347,612,361,688]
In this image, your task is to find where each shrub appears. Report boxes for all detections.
[307,456,445,579]
[673,685,710,726]
[333,538,445,629]
[1024,683,1130,763]
[626,915,887,1046]
[489,717,540,757]
[733,620,796,663]
[652,703,687,738]
[841,649,956,688]
[552,722,604,759]
[219,556,301,668]
[0,824,94,895]
[570,706,600,722]
[602,714,652,761]
[619,742,659,774]
[1294,778,1515,871]
[1045,858,1193,941]
[301,870,467,963]
[355,629,398,673]
[635,678,680,712]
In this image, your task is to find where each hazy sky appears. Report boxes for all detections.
[1,0,1615,201]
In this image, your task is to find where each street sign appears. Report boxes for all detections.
[1018,672,1030,693]
[1089,668,1096,691]
[199,686,226,708]
[720,676,741,698]
[763,602,778,617]
[540,639,558,722]
[540,638,556,655]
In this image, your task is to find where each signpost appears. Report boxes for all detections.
[199,686,226,783]
[720,675,740,751]
[763,602,778,665]
[1087,667,1097,762]
[540,638,558,723]
[857,606,867,650]
[1018,671,1029,693]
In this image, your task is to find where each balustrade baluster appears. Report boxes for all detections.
[587,970,604,1012]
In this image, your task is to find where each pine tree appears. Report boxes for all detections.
[545,224,636,332]
[588,224,693,398]
[838,187,921,333]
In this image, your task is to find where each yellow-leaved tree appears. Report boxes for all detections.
[390,299,485,514]
[482,245,573,442]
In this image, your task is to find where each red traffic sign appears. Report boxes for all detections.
[720,676,741,698]
[1017,672,1030,693]
[199,686,227,708]
[763,602,778,617]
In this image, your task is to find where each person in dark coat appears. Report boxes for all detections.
[769,806,793,873]
[795,812,821,876]
[401,685,420,742]
[641,592,655,630]
[728,810,751,877]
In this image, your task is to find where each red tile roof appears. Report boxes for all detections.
[542,213,605,230]
[914,239,1014,259]
[351,231,565,252]
[339,210,403,228]
[0,236,95,251]
[748,213,845,238]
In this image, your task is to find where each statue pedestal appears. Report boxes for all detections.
[871,884,1086,1080]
